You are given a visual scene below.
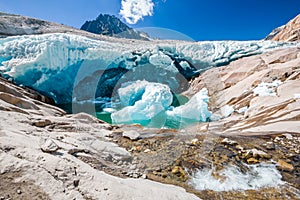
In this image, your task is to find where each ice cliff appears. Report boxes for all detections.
[0,33,298,127]
[0,33,297,103]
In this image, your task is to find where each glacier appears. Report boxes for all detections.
[0,33,299,127]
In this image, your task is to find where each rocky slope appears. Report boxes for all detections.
[0,77,200,200]
[266,14,300,42]
[81,14,149,40]
[0,47,299,199]
[186,47,300,135]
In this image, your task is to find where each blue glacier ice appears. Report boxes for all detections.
[166,88,211,126]
[111,80,173,127]
[110,81,211,128]
[0,33,298,104]
[0,33,299,127]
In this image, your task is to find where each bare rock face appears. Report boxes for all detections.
[186,47,300,135]
[266,14,300,42]
[80,14,149,40]
[0,75,199,199]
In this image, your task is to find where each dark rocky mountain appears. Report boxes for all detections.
[80,14,149,40]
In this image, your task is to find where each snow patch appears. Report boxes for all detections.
[237,106,248,114]
[294,94,300,99]
[253,80,282,97]
[221,105,234,118]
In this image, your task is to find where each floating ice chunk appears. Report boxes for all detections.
[166,88,211,123]
[221,105,234,118]
[190,163,284,192]
[253,80,282,97]
[112,82,211,128]
[111,81,173,125]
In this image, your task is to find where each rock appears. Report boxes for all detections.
[171,166,186,177]
[267,14,300,42]
[40,139,59,153]
[243,149,270,159]
[221,138,238,146]
[73,179,80,187]
[264,142,275,150]
[80,14,149,40]
[274,137,282,142]
[247,158,259,164]
[142,174,147,179]
[16,189,22,194]
[129,164,137,170]
[132,173,139,178]
[122,130,141,141]
[277,160,294,172]
[191,138,199,145]
[32,119,52,127]
[144,149,151,153]
[282,133,293,140]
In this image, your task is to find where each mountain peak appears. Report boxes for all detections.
[80,14,149,40]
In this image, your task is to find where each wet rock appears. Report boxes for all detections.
[172,166,186,176]
[247,158,259,164]
[122,130,141,140]
[274,137,282,142]
[144,149,151,153]
[221,138,238,146]
[243,149,270,159]
[40,139,59,153]
[264,142,275,150]
[282,133,293,140]
[277,159,294,172]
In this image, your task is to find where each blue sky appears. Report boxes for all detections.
[0,0,299,41]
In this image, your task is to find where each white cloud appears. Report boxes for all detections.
[119,0,154,24]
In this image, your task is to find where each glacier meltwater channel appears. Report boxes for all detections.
[0,33,298,128]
